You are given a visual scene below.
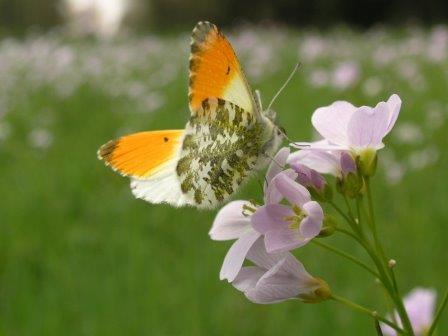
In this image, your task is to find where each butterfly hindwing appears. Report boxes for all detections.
[98,130,193,207]
[189,21,256,115]
[176,97,267,208]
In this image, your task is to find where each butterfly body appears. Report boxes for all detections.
[99,21,283,209]
[176,98,281,208]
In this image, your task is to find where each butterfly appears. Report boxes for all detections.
[98,21,284,209]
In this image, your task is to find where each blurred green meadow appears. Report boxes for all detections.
[0,26,447,335]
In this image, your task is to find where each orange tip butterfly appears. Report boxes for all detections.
[98,21,284,209]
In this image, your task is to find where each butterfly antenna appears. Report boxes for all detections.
[266,62,301,112]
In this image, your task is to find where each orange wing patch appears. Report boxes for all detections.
[189,21,255,113]
[98,130,184,179]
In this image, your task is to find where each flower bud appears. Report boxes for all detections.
[357,148,377,177]
[292,163,332,202]
[336,153,363,198]
[318,215,338,237]
[298,278,331,303]
[340,152,357,177]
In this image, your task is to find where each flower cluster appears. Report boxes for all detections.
[210,93,446,334]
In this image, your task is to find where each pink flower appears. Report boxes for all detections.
[295,94,401,153]
[209,200,260,282]
[232,238,330,304]
[380,287,437,336]
[209,148,292,282]
[252,172,323,253]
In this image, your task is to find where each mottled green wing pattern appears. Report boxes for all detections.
[176,98,265,208]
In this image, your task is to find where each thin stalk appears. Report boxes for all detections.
[427,288,448,336]
[312,240,379,278]
[329,201,354,227]
[364,178,414,336]
[331,295,404,334]
[335,227,364,245]
[343,195,357,224]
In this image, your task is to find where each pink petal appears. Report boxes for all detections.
[245,258,301,304]
[311,101,357,146]
[272,172,311,206]
[347,104,390,149]
[209,201,252,241]
[246,237,289,269]
[300,201,324,238]
[251,204,293,234]
[288,149,340,176]
[264,228,307,253]
[264,147,290,192]
[220,231,261,282]
[232,266,265,292]
[385,94,401,135]
[404,287,437,334]
[291,139,346,151]
[265,169,297,204]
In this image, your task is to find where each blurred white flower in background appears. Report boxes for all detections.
[381,287,437,336]
[408,147,439,171]
[309,69,329,88]
[362,77,383,97]
[331,61,360,90]
[393,122,424,145]
[300,35,327,62]
[28,128,53,150]
[63,0,129,38]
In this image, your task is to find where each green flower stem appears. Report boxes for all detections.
[331,294,404,335]
[343,195,357,223]
[363,177,414,336]
[331,194,414,335]
[335,227,364,245]
[312,240,380,278]
[427,288,448,336]
[329,201,354,227]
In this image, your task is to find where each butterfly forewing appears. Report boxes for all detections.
[189,21,257,116]
[176,98,264,208]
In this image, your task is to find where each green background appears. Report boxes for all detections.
[0,26,447,335]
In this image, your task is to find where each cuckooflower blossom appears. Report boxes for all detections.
[293,94,401,155]
[380,287,437,336]
[232,237,331,304]
[210,200,260,282]
[252,171,323,253]
[209,147,291,282]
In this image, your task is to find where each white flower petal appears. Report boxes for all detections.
[219,230,260,282]
[265,168,297,204]
[245,258,300,304]
[347,104,390,149]
[311,101,357,146]
[232,266,265,292]
[288,149,340,176]
[385,94,402,135]
[209,200,252,241]
[246,237,289,269]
